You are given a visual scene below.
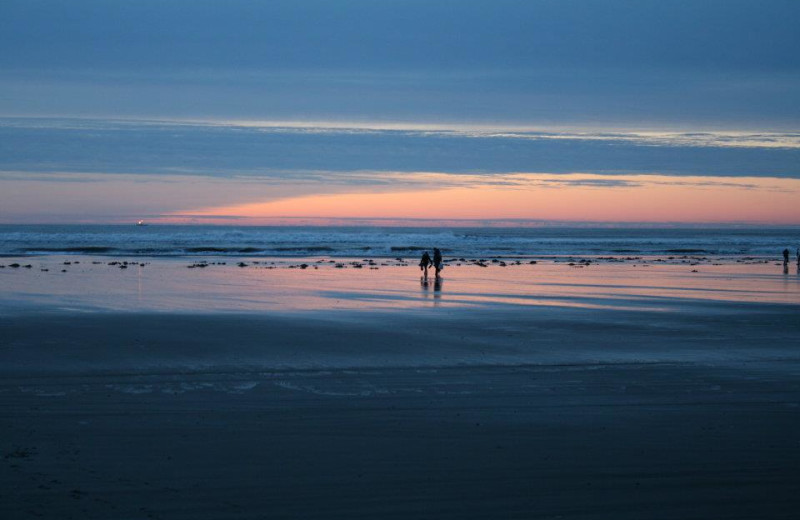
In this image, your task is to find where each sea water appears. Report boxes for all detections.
[0,225,797,258]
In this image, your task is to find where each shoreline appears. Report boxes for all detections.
[0,252,789,262]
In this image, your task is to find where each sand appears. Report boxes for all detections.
[1,257,799,518]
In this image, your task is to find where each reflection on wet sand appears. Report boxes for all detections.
[0,255,798,316]
[420,275,443,306]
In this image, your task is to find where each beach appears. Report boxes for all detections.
[3,0,800,517]
[1,255,799,519]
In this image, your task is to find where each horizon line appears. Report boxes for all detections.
[3,218,799,229]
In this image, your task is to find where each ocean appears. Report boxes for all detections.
[0,225,797,259]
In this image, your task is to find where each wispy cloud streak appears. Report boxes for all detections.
[2,119,799,181]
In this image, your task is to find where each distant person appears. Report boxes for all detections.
[783,248,790,265]
[419,251,432,278]
[796,248,799,266]
[433,248,443,277]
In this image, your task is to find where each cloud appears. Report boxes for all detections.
[2,118,799,183]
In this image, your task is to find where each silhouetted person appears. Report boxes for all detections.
[433,248,443,277]
[419,251,432,278]
[783,248,790,265]
[796,248,799,267]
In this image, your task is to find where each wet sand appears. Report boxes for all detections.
[1,257,800,518]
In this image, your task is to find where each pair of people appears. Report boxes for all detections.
[782,248,799,265]
[419,248,443,278]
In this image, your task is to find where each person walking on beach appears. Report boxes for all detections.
[796,248,799,267]
[420,251,432,278]
[783,248,790,265]
[433,248,443,277]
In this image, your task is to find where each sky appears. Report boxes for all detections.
[1,1,799,225]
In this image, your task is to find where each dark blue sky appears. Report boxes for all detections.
[2,0,798,71]
[1,0,799,128]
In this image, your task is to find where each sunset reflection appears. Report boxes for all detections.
[2,257,797,316]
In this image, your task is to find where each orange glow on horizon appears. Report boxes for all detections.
[169,174,800,225]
